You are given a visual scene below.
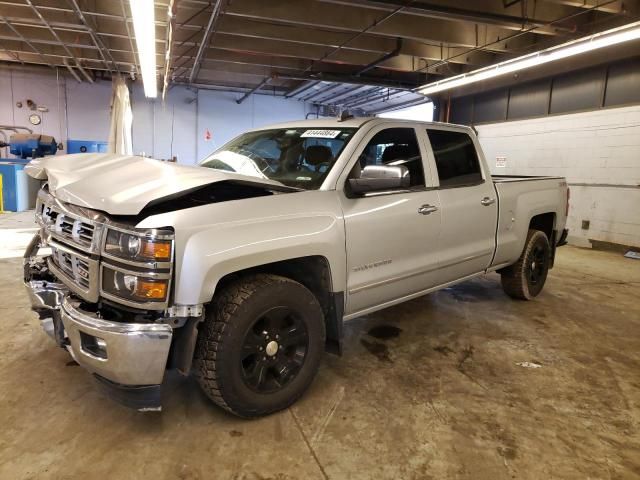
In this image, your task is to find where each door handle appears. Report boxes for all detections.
[481,197,496,206]
[418,204,438,215]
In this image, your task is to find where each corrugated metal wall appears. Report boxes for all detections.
[450,57,640,125]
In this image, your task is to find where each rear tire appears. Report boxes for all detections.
[194,274,325,417]
[500,229,551,300]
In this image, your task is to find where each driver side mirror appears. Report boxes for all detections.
[348,165,410,195]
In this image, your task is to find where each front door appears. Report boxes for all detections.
[340,125,442,316]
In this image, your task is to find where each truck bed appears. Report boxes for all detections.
[491,175,568,269]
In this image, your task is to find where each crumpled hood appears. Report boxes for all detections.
[26,153,292,215]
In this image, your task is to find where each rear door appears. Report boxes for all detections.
[339,124,442,316]
[423,127,497,283]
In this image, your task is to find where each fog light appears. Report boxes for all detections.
[80,331,108,359]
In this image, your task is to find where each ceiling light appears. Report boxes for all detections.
[130,0,157,98]
[418,21,640,97]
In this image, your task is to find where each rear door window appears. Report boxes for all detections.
[426,130,483,188]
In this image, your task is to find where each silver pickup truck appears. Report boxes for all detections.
[23,118,569,416]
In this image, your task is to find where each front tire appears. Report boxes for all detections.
[500,229,551,300]
[194,274,325,417]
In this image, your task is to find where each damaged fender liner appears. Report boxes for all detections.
[136,180,300,218]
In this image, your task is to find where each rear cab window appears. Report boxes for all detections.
[426,129,483,188]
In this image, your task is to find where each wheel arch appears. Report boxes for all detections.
[211,256,344,355]
[529,212,556,240]
[528,212,557,268]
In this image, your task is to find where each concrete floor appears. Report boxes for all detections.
[1,211,639,480]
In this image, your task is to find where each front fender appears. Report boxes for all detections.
[137,191,346,305]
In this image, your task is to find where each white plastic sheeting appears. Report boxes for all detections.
[107,76,133,155]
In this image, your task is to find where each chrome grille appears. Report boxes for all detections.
[40,203,97,250]
[36,190,103,302]
[35,188,173,309]
[47,241,99,302]
[51,246,91,289]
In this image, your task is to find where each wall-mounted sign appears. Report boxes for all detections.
[496,156,507,168]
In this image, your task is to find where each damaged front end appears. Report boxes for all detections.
[24,232,69,345]
[22,189,201,412]
[24,232,175,411]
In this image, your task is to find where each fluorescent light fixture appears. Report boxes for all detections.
[130,0,157,98]
[418,21,640,96]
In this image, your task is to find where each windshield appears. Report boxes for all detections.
[199,127,358,189]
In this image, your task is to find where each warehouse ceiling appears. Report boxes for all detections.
[0,0,637,112]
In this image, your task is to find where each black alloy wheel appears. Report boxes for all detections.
[500,229,551,300]
[241,306,309,393]
[528,244,548,286]
[194,274,325,417]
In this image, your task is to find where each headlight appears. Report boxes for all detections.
[103,228,172,263]
[102,266,169,303]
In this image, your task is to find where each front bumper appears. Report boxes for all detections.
[60,298,173,386]
[25,255,173,411]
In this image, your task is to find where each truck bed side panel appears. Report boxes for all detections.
[492,177,568,268]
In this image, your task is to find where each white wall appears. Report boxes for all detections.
[131,87,309,163]
[65,80,112,140]
[1,66,310,165]
[129,83,198,163]
[477,105,640,248]
[196,90,307,161]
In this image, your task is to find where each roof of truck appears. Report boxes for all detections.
[250,117,472,132]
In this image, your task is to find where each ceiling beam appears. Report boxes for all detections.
[320,84,377,104]
[540,0,624,14]
[274,71,417,89]
[23,0,93,80]
[285,80,321,98]
[189,0,222,82]
[173,78,290,95]
[174,33,469,76]
[1,44,135,70]
[0,15,54,68]
[67,0,118,72]
[316,0,574,35]
[236,76,272,104]
[211,16,497,66]
[222,0,519,51]
[163,0,178,98]
[302,82,343,101]
[368,95,428,113]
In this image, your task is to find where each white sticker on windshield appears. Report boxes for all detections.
[300,129,341,139]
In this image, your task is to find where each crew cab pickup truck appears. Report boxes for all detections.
[23,118,569,416]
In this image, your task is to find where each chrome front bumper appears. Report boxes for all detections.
[25,250,173,410]
[25,278,173,386]
[60,298,173,386]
